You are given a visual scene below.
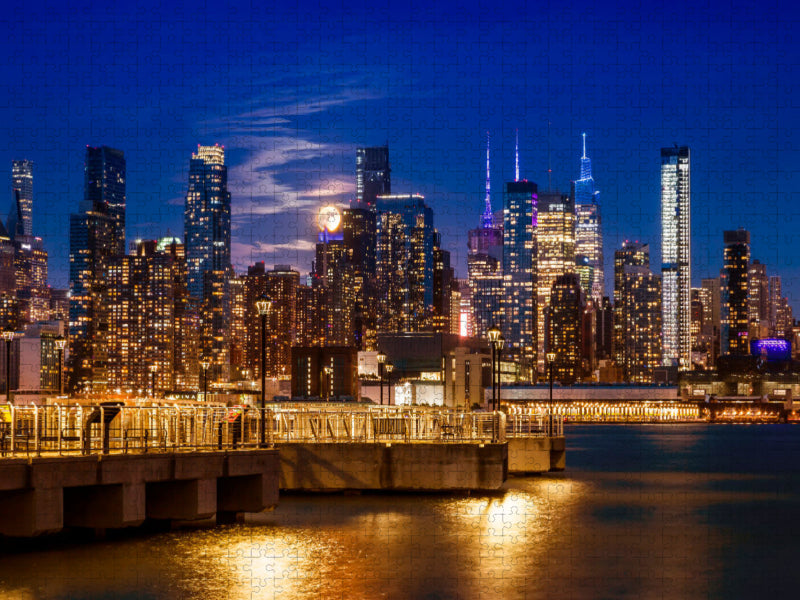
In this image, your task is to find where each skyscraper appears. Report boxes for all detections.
[549,273,584,383]
[721,229,750,355]
[356,146,391,209]
[613,241,650,371]
[660,146,691,369]
[535,190,575,374]
[9,160,33,237]
[376,194,434,333]
[620,265,662,382]
[184,144,232,382]
[468,134,504,341]
[68,146,125,392]
[502,173,538,370]
[747,259,769,340]
[573,134,603,303]
[85,147,126,255]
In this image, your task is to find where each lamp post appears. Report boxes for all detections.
[55,336,67,396]
[3,331,14,405]
[256,296,272,448]
[323,365,333,402]
[496,335,505,411]
[385,363,394,405]
[149,363,158,399]
[377,352,387,405]
[547,352,556,414]
[200,359,210,403]
[487,325,501,411]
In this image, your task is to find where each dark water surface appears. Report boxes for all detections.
[2,424,799,599]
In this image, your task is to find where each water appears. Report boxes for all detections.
[2,424,800,599]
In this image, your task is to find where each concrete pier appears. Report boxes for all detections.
[278,442,508,491]
[0,450,279,537]
[507,437,566,474]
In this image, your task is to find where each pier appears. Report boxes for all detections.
[0,404,565,537]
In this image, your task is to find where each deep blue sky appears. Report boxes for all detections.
[1,0,798,311]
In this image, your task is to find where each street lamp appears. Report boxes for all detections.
[323,365,333,402]
[55,336,67,396]
[385,363,394,405]
[547,352,557,414]
[200,359,210,403]
[487,325,501,411]
[256,295,272,448]
[377,352,387,405]
[149,363,158,399]
[2,331,14,405]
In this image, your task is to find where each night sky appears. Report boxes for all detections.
[1,0,798,310]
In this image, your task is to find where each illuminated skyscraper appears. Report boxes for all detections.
[660,146,691,369]
[535,190,575,374]
[768,276,793,338]
[549,273,584,383]
[68,146,125,392]
[573,134,603,303]
[621,265,662,382]
[469,134,504,340]
[376,194,434,333]
[184,144,232,382]
[613,241,650,370]
[185,144,231,299]
[721,229,750,355]
[503,173,538,370]
[9,160,33,237]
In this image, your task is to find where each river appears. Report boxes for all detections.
[2,424,799,599]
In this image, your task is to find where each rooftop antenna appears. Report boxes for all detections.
[481,131,493,229]
[515,129,519,182]
[582,132,587,159]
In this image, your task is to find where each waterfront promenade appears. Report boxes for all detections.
[0,404,564,537]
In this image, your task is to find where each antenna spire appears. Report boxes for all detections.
[547,120,552,192]
[481,131,493,229]
[582,132,587,159]
[515,129,519,182]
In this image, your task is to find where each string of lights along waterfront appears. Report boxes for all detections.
[0,135,797,404]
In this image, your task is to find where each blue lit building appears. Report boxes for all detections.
[572,134,603,303]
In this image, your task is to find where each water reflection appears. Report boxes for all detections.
[2,426,800,599]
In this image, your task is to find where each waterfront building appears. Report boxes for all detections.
[376,194,434,333]
[13,235,49,324]
[721,229,750,355]
[313,208,354,345]
[573,134,603,303]
[701,277,722,365]
[535,190,575,375]
[103,238,197,394]
[660,146,691,369]
[620,265,662,382]
[265,265,300,377]
[0,223,16,297]
[68,146,125,392]
[548,273,584,383]
[229,275,246,380]
[343,204,377,349]
[613,242,650,375]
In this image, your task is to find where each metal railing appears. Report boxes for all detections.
[0,404,514,457]
[505,410,564,437]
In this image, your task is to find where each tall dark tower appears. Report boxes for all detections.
[721,229,750,355]
[85,146,126,255]
[356,146,390,209]
[68,146,126,392]
[9,159,33,238]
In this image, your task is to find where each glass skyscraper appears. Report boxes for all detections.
[660,146,691,369]
[721,229,750,355]
[184,144,231,300]
[9,159,33,237]
[573,134,603,303]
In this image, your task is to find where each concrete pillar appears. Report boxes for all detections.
[146,479,217,520]
[0,487,64,536]
[63,483,145,529]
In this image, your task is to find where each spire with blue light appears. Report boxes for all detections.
[481,131,493,229]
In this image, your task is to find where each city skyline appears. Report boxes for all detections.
[1,1,799,314]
